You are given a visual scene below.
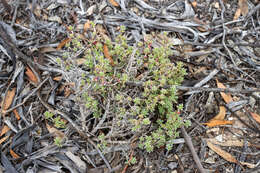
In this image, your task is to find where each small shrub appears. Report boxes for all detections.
[61,24,189,152]
[44,111,66,129]
[54,137,63,147]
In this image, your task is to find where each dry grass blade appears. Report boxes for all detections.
[207,141,238,163]
[2,87,16,112]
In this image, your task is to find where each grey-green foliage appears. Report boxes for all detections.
[63,24,190,153]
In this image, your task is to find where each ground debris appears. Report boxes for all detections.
[0,0,259,172]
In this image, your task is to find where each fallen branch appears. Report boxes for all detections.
[126,81,260,94]
[180,126,206,173]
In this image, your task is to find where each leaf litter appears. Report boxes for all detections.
[0,0,259,172]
